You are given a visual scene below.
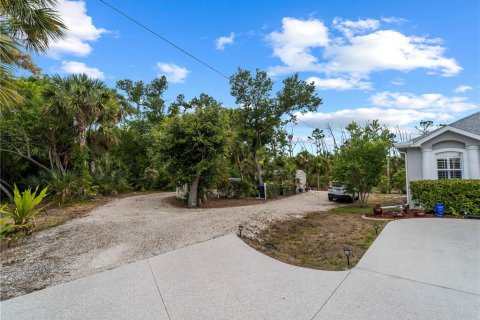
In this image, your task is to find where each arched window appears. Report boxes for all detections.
[436,152,462,179]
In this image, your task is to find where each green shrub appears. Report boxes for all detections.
[266,183,280,199]
[0,217,14,238]
[0,185,48,234]
[92,169,131,196]
[410,179,480,215]
[217,178,253,198]
[378,175,391,193]
[392,168,406,194]
[279,180,296,196]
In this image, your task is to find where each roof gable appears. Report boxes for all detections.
[395,112,480,149]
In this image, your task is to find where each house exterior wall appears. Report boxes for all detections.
[421,131,479,149]
[431,140,465,150]
[398,129,480,207]
[406,148,423,181]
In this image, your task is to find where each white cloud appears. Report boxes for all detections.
[266,17,329,75]
[324,30,461,77]
[297,107,454,128]
[49,0,107,58]
[333,18,380,38]
[266,17,462,83]
[381,17,408,24]
[307,76,372,90]
[215,32,235,50]
[370,91,478,112]
[157,62,189,83]
[391,78,405,85]
[60,61,105,79]
[454,85,473,93]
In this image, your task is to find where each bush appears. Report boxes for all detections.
[48,171,96,203]
[266,182,280,199]
[0,185,48,235]
[279,180,296,196]
[378,175,391,193]
[392,168,406,194]
[410,179,480,215]
[217,178,253,198]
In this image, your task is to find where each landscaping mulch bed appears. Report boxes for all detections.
[242,211,387,271]
[363,210,462,220]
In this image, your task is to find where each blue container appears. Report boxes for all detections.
[257,184,265,199]
[434,202,444,217]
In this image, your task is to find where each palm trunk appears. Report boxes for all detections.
[78,128,87,151]
[253,151,263,185]
[188,171,201,208]
[76,116,87,151]
[236,154,244,180]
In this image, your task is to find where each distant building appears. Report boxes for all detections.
[295,170,307,192]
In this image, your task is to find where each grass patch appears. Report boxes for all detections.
[243,209,388,271]
[328,205,372,215]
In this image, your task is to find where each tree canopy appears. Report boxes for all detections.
[333,121,394,206]
[230,68,322,184]
[153,94,230,207]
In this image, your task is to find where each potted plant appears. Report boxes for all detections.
[372,202,383,215]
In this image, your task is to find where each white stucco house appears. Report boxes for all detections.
[395,112,480,206]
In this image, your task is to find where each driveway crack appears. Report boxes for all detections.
[355,267,480,297]
[147,259,171,320]
[309,270,352,320]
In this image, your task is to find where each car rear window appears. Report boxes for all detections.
[331,182,343,187]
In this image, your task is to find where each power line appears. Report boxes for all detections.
[98,0,230,80]
[297,118,317,129]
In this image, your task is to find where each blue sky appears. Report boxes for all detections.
[34,0,479,148]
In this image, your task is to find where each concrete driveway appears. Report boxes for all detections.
[1,219,479,319]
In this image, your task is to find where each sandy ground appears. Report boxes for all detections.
[0,191,337,300]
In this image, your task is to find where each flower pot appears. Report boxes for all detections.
[373,207,383,215]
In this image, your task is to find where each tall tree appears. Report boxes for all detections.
[230,69,322,184]
[154,94,230,207]
[44,74,120,152]
[114,78,168,188]
[0,0,66,106]
[333,120,394,206]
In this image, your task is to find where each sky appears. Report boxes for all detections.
[33,0,480,150]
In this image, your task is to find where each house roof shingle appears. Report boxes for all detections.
[449,111,480,135]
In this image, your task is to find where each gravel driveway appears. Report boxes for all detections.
[1,191,337,300]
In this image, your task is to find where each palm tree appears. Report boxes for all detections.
[0,0,66,106]
[44,74,120,152]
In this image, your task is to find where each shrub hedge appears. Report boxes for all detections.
[217,179,253,198]
[410,179,480,215]
[266,183,280,199]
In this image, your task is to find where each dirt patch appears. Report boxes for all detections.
[243,211,387,271]
[164,196,289,209]
[1,191,155,250]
